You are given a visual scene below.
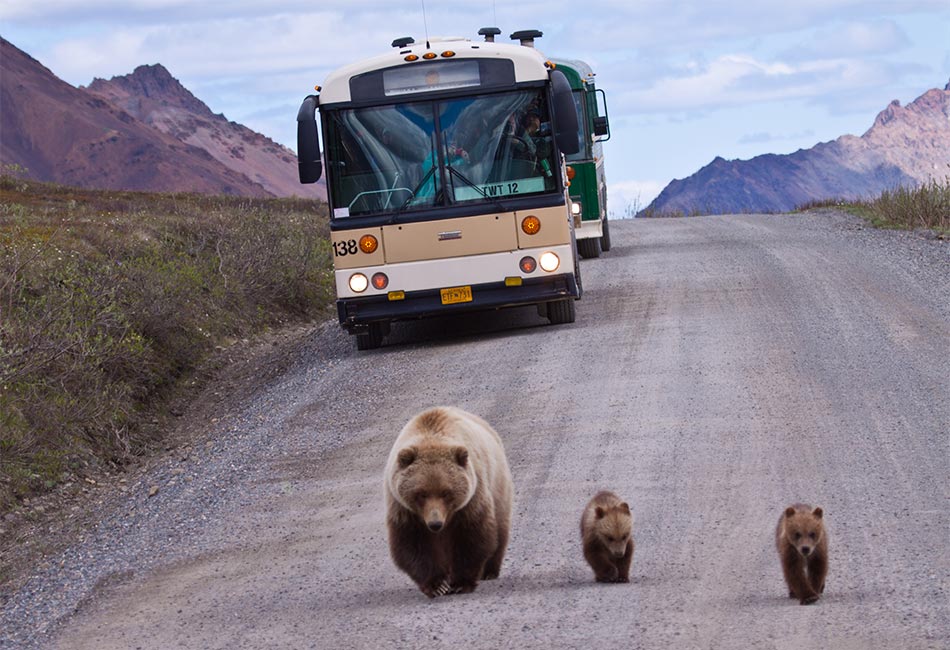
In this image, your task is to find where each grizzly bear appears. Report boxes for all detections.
[775,504,828,605]
[580,490,634,583]
[384,406,514,598]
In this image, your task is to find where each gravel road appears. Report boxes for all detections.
[2,211,947,649]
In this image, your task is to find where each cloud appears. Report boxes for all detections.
[608,179,667,216]
[738,129,816,145]
[782,19,911,60]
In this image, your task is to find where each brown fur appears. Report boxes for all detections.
[775,503,828,605]
[580,490,634,583]
[384,407,514,598]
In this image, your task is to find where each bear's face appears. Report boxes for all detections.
[594,503,632,558]
[783,507,824,557]
[393,445,476,533]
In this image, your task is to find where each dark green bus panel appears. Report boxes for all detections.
[550,58,611,259]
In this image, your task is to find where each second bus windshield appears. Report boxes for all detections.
[325,89,559,217]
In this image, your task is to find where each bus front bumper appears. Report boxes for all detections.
[337,274,578,333]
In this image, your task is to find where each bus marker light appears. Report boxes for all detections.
[359,234,379,253]
[519,256,537,273]
[566,165,576,180]
[349,273,369,293]
[422,52,437,59]
[505,276,523,287]
[441,51,456,57]
[539,252,560,272]
[372,273,389,290]
[404,54,419,62]
[388,290,405,301]
[521,215,541,235]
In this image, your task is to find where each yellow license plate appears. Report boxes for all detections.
[440,285,473,305]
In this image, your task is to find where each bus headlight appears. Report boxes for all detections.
[539,252,560,272]
[571,201,582,216]
[349,273,369,293]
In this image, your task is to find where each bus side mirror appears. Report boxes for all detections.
[550,70,579,155]
[297,95,323,184]
[593,88,611,141]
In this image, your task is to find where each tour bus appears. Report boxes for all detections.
[550,57,611,258]
[297,28,581,349]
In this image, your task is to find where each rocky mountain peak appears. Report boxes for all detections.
[644,81,949,215]
[87,64,213,117]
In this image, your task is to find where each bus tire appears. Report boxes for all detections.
[577,236,601,259]
[547,298,576,325]
[601,216,612,252]
[355,322,384,350]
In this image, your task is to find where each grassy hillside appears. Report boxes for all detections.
[0,176,332,510]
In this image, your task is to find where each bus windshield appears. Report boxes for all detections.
[324,89,559,217]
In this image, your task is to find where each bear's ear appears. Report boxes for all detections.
[619,502,631,515]
[785,506,797,518]
[397,447,417,469]
[812,507,823,519]
[595,506,606,519]
[454,447,469,467]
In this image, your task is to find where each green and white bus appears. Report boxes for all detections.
[550,58,611,259]
[297,28,582,349]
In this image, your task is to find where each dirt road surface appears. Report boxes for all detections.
[2,211,948,649]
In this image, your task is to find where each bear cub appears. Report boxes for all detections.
[384,406,514,598]
[581,490,634,583]
[775,503,828,605]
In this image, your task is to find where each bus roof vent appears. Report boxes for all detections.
[510,29,543,47]
[391,36,415,48]
[478,27,501,42]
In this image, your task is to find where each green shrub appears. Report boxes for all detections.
[0,178,331,509]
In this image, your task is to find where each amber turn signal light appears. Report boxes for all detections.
[359,234,379,254]
[566,165,576,180]
[521,215,541,235]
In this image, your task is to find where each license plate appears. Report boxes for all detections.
[440,285,473,305]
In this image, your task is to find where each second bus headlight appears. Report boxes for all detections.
[539,252,560,272]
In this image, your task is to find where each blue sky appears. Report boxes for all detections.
[2,1,948,213]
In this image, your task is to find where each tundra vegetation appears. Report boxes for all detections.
[798,176,950,233]
[0,174,332,511]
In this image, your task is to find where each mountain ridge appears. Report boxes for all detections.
[644,81,950,215]
[0,38,323,200]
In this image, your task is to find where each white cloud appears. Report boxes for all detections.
[608,179,667,217]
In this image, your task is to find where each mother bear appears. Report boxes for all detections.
[384,406,514,598]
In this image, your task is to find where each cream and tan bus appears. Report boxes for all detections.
[297,28,581,349]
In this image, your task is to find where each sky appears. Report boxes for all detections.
[2,1,949,214]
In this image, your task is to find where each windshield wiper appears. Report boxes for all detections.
[389,165,436,221]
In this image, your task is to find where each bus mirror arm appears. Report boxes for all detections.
[549,70,580,155]
[296,95,323,184]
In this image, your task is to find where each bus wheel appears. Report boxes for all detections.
[547,298,576,325]
[601,216,612,252]
[355,322,384,350]
[577,236,601,259]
